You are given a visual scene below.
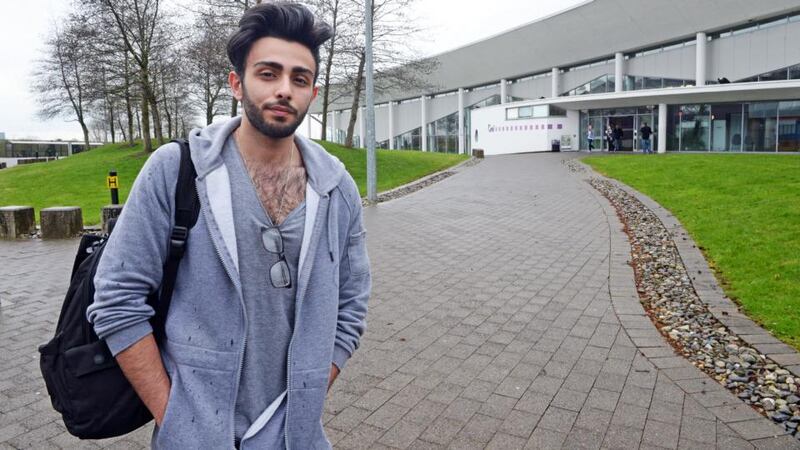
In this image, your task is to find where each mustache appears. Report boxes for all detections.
[262,100,297,115]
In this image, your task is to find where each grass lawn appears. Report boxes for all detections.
[0,140,467,225]
[583,154,800,350]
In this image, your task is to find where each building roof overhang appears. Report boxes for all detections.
[501,80,800,111]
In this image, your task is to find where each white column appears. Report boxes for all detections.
[551,68,560,98]
[457,88,465,154]
[696,32,707,86]
[420,95,428,152]
[658,103,668,153]
[388,102,395,150]
[359,107,365,148]
[615,52,624,93]
[500,79,507,104]
[67,143,73,156]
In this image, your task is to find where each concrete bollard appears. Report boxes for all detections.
[40,207,83,239]
[472,148,485,159]
[101,204,124,234]
[0,206,36,239]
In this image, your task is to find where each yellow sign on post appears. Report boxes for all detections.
[107,175,119,189]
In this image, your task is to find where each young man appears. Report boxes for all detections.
[586,124,594,152]
[640,122,653,154]
[87,3,371,449]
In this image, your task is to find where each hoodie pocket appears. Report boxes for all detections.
[346,231,369,276]
[153,340,237,449]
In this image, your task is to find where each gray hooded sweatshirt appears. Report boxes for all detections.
[87,117,371,449]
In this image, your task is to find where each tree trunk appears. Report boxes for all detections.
[230,97,238,117]
[139,68,153,151]
[118,116,127,142]
[135,105,142,140]
[124,54,135,146]
[80,120,90,151]
[320,0,339,142]
[108,100,116,144]
[345,52,366,148]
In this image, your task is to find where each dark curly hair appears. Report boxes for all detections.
[227,2,332,83]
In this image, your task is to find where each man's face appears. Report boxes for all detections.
[230,37,319,139]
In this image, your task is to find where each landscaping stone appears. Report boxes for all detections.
[102,204,124,234]
[589,176,800,440]
[0,206,36,239]
[40,206,83,239]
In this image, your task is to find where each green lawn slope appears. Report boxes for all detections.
[583,154,800,350]
[0,141,467,225]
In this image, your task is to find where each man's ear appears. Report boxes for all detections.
[311,86,319,101]
[229,71,243,101]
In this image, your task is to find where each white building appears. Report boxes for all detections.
[311,0,800,155]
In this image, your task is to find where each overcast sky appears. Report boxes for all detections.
[0,0,584,141]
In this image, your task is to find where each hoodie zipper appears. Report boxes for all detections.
[284,193,330,450]
[196,191,247,450]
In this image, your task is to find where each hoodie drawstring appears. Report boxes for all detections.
[326,194,335,262]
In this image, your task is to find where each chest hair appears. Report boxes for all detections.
[247,164,307,226]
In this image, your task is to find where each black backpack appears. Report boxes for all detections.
[38,139,200,439]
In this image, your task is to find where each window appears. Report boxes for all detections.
[533,105,549,118]
[506,108,519,120]
[519,106,532,118]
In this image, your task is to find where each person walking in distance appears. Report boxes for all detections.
[605,124,615,151]
[587,124,595,152]
[640,122,653,154]
[88,3,371,448]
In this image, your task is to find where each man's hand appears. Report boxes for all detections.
[115,334,171,426]
[327,364,340,391]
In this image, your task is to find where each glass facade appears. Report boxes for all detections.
[394,127,421,151]
[667,101,800,152]
[426,112,459,153]
[737,64,800,83]
[564,74,697,97]
[580,107,659,151]
[2,141,98,157]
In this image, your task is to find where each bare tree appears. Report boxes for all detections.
[201,0,264,117]
[304,0,353,141]
[188,11,232,125]
[32,13,96,150]
[85,0,171,152]
[341,0,437,147]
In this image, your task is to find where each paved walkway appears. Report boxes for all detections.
[1,153,796,449]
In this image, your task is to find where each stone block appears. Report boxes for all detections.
[40,207,83,239]
[101,204,124,234]
[0,206,36,239]
[472,149,485,159]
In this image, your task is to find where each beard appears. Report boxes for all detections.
[241,85,308,139]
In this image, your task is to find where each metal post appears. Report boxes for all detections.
[108,170,120,205]
[365,0,377,202]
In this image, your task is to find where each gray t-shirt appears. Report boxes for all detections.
[222,136,305,444]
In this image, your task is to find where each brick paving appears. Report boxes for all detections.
[1,153,797,449]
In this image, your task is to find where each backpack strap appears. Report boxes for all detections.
[152,139,200,341]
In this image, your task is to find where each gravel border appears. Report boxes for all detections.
[567,157,800,438]
[362,157,480,206]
